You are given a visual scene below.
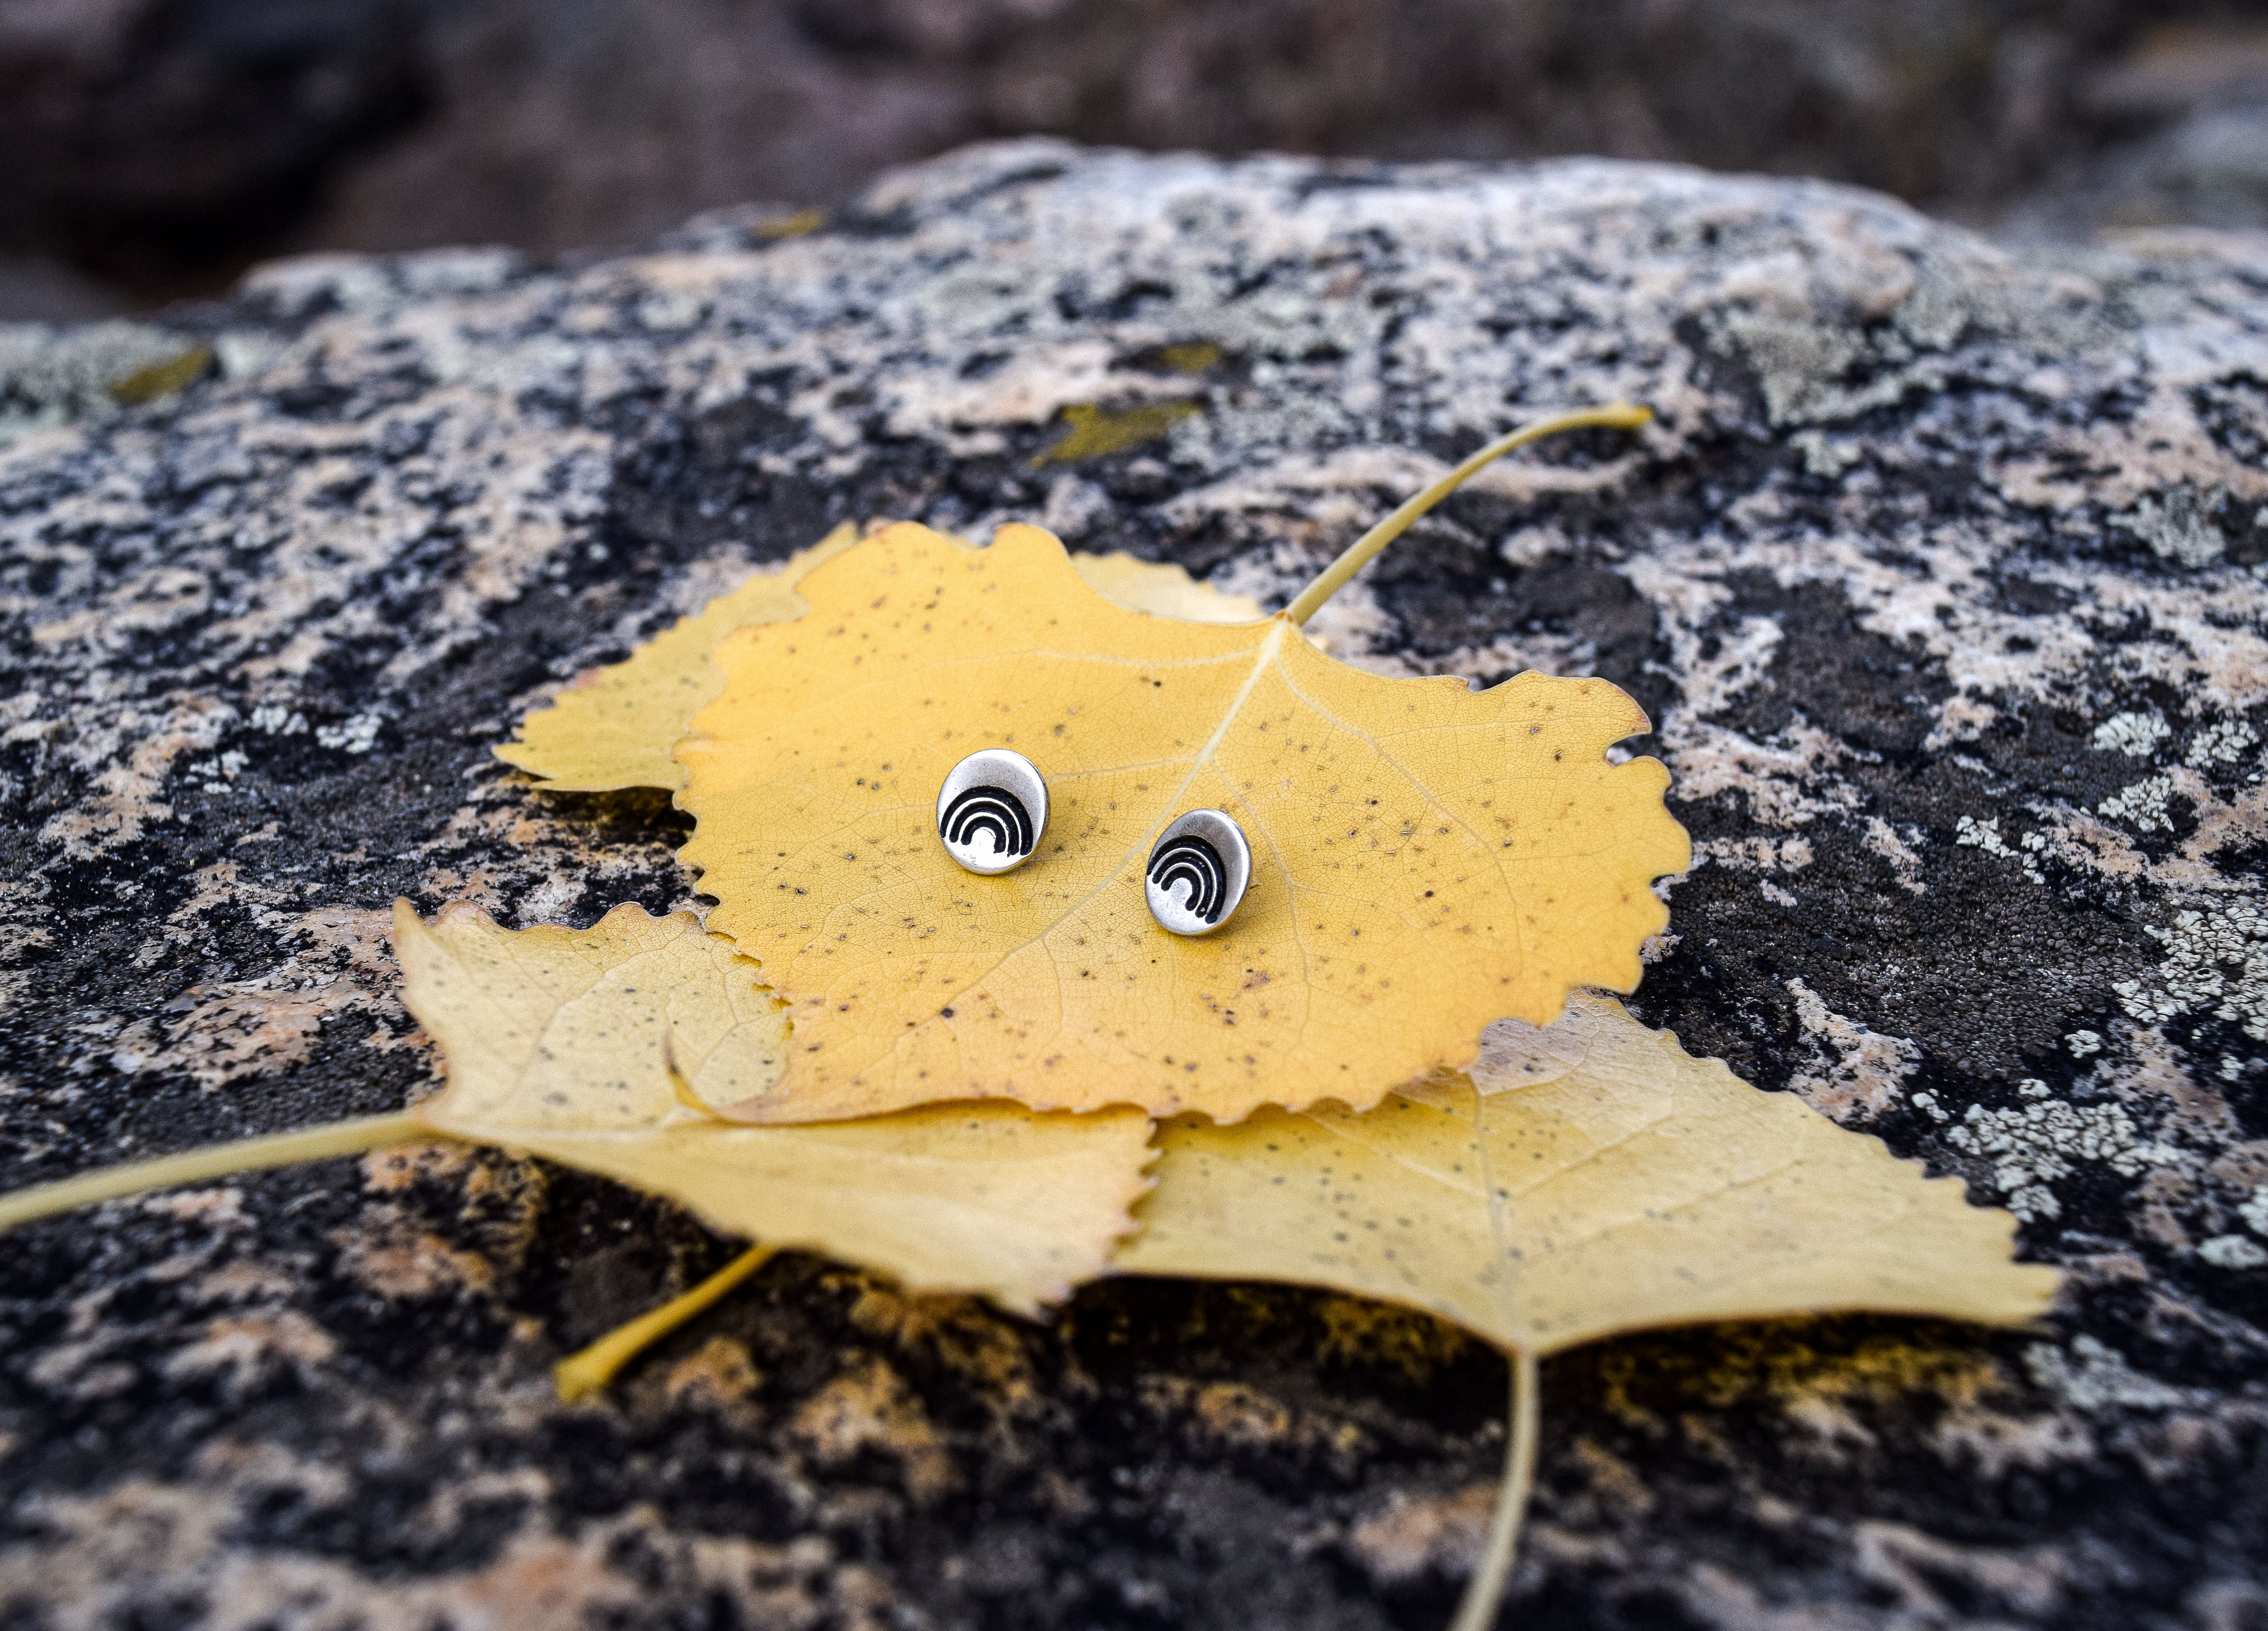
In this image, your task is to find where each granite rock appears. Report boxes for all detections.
[2,141,2266,1629]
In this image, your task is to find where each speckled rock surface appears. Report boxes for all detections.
[4,141,2267,1629]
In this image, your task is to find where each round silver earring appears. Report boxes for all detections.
[937,749,1048,875]
[1145,809,1251,935]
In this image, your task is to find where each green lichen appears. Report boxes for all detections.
[108,347,215,407]
[1032,400,1201,467]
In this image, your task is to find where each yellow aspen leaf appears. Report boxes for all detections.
[496,528,1259,792]
[394,899,1154,1314]
[1115,993,2059,1352]
[1068,550,1264,626]
[496,523,863,792]
[677,522,1688,1125]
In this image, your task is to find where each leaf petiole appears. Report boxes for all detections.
[554,1242,779,1402]
[1450,1348,1542,1631]
[0,1111,428,1234]
[1283,404,1652,626]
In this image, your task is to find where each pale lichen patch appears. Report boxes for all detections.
[1695,835,1816,873]
[2120,485,2226,569]
[2023,1335,2210,1415]
[1956,814,2047,884]
[2099,774,2180,833]
[1931,1403,2096,1481]
[159,1311,340,1396]
[1341,1482,1496,1586]
[2112,900,2268,1042]
[2186,718,2260,769]
[2093,710,2170,758]
[2196,1234,2268,1269]
[1946,1097,2183,1223]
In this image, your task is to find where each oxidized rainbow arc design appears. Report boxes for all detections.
[935,748,1049,876]
[1147,834,1227,925]
[941,785,1035,862]
[1143,807,1251,935]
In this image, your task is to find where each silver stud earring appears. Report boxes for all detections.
[1145,810,1251,935]
[937,749,1048,875]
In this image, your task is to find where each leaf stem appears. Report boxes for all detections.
[1449,1348,1541,1631]
[554,1242,780,1403]
[0,1112,428,1234]
[1283,405,1651,627]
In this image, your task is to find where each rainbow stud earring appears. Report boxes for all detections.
[936,750,1047,875]
[1145,810,1251,935]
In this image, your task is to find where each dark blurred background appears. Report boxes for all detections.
[8,0,2268,321]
